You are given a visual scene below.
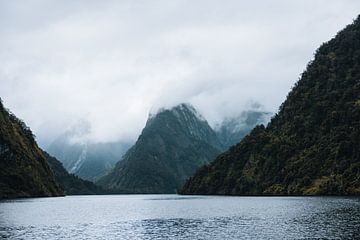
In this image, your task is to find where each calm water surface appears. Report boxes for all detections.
[0,195,359,239]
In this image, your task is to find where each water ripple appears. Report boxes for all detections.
[0,195,359,239]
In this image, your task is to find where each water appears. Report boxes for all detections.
[0,195,359,239]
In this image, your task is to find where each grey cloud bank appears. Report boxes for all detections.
[0,0,359,146]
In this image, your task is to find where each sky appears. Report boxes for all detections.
[0,0,359,146]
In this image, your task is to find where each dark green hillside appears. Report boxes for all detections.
[44,151,104,195]
[181,16,360,196]
[98,103,222,193]
[0,99,64,199]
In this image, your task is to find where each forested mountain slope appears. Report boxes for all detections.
[98,104,222,193]
[44,151,104,195]
[0,99,64,199]
[181,16,360,196]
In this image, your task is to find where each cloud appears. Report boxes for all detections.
[0,0,359,146]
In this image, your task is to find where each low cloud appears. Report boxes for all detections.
[0,0,359,146]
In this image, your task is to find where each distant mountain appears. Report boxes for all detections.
[0,99,63,199]
[98,103,223,193]
[181,16,360,196]
[215,110,271,150]
[47,123,131,181]
[43,151,104,195]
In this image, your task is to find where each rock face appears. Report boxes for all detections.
[181,16,360,196]
[44,151,104,195]
[47,122,131,182]
[98,103,222,193]
[215,110,271,150]
[0,100,64,199]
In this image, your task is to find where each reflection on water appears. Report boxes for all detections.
[0,195,359,239]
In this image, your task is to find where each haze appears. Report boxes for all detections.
[0,0,359,146]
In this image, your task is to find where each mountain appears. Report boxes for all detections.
[0,99,64,199]
[181,16,360,196]
[215,109,271,150]
[46,122,131,181]
[44,151,104,195]
[98,103,223,193]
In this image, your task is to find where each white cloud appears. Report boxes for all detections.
[0,0,359,146]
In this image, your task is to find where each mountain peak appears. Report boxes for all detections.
[98,103,222,193]
[171,103,206,122]
[146,103,221,149]
[148,103,205,122]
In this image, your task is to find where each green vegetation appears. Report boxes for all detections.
[98,104,222,193]
[0,99,64,199]
[0,98,106,198]
[181,16,360,196]
[44,151,105,195]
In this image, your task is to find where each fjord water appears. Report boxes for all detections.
[1,195,359,239]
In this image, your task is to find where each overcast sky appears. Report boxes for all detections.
[0,0,359,146]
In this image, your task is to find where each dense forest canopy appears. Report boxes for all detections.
[181,16,360,196]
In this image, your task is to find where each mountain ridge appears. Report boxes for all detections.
[181,16,360,196]
[0,99,64,199]
[215,109,272,150]
[44,151,105,195]
[97,103,223,193]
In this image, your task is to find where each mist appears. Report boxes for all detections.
[0,0,359,146]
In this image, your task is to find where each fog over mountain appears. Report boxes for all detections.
[0,1,359,146]
[46,120,132,181]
